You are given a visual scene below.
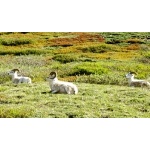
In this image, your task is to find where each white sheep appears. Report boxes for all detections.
[47,71,78,94]
[8,69,32,84]
[125,72,150,88]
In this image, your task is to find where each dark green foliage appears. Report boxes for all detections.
[70,62,108,76]
[0,38,33,46]
[76,74,127,85]
[126,39,145,44]
[80,44,115,53]
[0,32,14,35]
[53,54,79,63]
[138,52,150,64]
[144,52,150,59]
[106,39,123,44]
[0,49,50,55]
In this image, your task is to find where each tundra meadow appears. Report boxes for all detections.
[0,32,150,118]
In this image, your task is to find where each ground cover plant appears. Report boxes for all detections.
[0,32,150,118]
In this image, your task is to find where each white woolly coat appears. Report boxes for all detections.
[48,78,78,94]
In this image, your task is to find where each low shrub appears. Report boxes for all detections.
[144,52,150,59]
[76,73,127,85]
[79,43,119,53]
[0,38,33,46]
[49,32,104,46]
[126,39,145,44]
[140,44,150,51]
[14,56,47,67]
[126,44,140,50]
[0,32,13,35]
[69,62,108,76]
[0,49,50,55]
[106,39,123,44]
[53,54,79,63]
[138,52,150,64]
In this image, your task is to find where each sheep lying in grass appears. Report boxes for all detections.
[126,72,150,88]
[47,71,78,94]
[8,69,32,84]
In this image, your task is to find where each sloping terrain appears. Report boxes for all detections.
[0,32,150,118]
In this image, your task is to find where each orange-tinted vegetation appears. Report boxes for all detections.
[1,32,150,118]
[48,32,104,47]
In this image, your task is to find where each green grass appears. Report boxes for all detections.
[0,82,150,118]
[0,32,150,118]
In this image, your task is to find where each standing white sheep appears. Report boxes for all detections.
[8,69,32,84]
[125,72,150,88]
[47,71,78,94]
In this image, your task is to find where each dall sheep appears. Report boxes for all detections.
[125,72,150,88]
[8,69,32,84]
[47,71,78,94]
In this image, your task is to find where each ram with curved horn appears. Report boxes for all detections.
[46,71,78,94]
[8,69,32,84]
[125,72,150,88]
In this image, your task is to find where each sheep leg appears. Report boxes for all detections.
[51,90,59,94]
[18,80,22,84]
[65,86,72,94]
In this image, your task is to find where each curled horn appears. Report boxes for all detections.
[12,69,20,72]
[129,71,136,75]
[49,71,57,78]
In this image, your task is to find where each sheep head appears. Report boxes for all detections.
[11,69,20,73]
[49,71,57,79]
[126,71,136,79]
[8,69,20,75]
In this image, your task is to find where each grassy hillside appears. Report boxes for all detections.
[0,32,150,118]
